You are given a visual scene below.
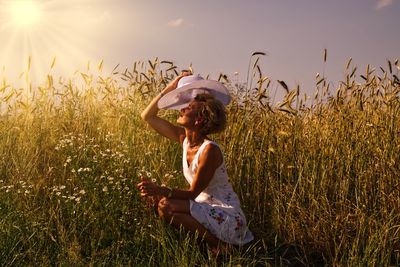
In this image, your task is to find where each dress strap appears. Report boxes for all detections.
[183,137,188,163]
[197,139,210,155]
[195,140,220,161]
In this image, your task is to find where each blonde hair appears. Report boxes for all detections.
[194,93,227,135]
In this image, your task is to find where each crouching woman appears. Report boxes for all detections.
[137,72,253,254]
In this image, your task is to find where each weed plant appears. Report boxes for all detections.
[0,57,399,266]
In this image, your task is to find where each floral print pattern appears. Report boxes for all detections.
[234,214,244,231]
[224,192,232,203]
[209,208,225,224]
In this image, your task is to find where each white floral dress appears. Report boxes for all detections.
[183,138,254,245]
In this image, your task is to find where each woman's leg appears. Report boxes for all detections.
[157,197,227,250]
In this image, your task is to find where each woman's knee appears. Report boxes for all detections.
[157,197,173,219]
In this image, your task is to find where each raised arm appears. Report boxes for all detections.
[140,72,190,143]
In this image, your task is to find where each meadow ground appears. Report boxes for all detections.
[0,58,399,266]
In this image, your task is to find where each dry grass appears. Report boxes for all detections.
[0,56,399,266]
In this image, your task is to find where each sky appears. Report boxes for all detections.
[0,0,399,101]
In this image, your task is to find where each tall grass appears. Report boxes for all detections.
[0,57,399,266]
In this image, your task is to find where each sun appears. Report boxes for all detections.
[0,0,109,87]
[7,0,42,28]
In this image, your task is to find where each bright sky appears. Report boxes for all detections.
[0,0,399,100]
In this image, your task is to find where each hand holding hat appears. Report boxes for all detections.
[158,74,231,110]
[162,71,192,95]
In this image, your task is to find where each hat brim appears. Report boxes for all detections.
[158,80,231,110]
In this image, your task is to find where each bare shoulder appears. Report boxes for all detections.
[200,142,223,166]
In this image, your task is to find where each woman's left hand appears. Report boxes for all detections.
[136,177,160,197]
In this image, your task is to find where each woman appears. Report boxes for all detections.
[137,71,253,254]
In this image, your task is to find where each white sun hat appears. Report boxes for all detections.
[158,75,231,110]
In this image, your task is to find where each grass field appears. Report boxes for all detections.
[0,57,399,266]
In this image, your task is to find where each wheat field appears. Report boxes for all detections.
[0,55,399,266]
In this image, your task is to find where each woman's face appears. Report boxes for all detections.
[177,100,203,127]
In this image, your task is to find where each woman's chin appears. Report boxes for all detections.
[177,118,193,128]
[177,118,187,126]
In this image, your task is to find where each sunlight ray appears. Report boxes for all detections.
[0,0,104,87]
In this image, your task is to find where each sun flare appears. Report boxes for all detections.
[0,0,111,86]
[7,0,41,28]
